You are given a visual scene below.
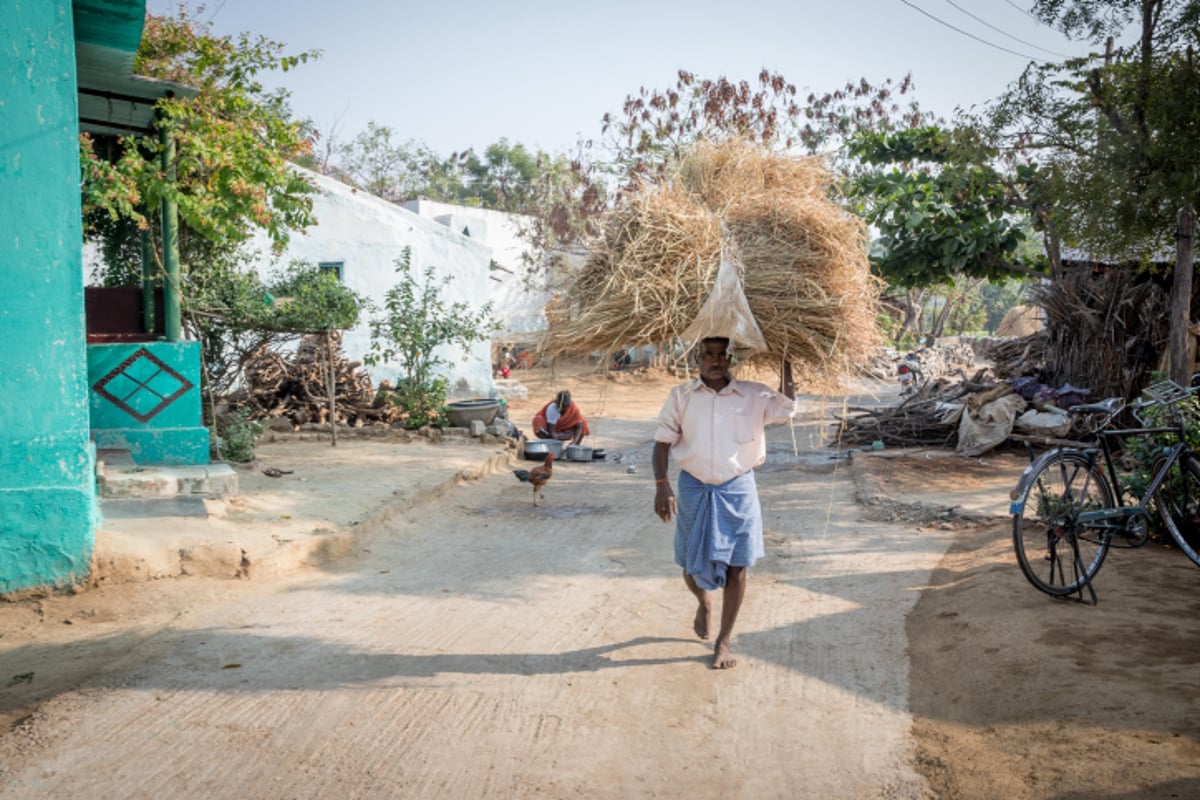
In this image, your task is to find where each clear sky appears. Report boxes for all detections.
[150,0,1098,157]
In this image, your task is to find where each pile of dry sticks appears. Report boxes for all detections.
[835,368,999,449]
[977,334,1048,381]
[233,333,398,428]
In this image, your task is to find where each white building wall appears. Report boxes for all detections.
[83,174,551,399]
[261,170,496,399]
[402,198,550,337]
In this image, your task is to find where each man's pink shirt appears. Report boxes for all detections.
[654,378,796,485]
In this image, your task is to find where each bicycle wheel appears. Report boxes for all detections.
[1155,454,1200,567]
[1012,451,1115,596]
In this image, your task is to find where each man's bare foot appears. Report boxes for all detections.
[712,639,736,669]
[693,602,711,639]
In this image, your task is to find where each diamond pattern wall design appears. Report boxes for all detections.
[93,347,194,423]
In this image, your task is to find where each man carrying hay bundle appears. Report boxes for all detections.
[652,336,796,670]
[540,138,870,666]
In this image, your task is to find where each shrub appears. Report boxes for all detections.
[388,376,449,429]
[365,247,499,429]
[1120,387,1200,544]
[217,408,263,463]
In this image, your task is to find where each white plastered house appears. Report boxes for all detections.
[87,167,553,399]
[257,169,543,399]
[400,197,551,341]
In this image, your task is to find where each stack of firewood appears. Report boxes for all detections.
[976,333,1047,380]
[834,369,998,448]
[235,333,399,428]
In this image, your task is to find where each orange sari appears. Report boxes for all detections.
[533,400,589,440]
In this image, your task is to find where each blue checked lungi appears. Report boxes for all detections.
[673,470,764,591]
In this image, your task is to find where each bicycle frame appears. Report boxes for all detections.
[1011,378,1200,603]
[1074,429,1187,532]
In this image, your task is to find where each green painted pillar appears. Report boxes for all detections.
[0,0,98,592]
[159,112,182,342]
[141,223,156,334]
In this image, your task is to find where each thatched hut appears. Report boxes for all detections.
[541,139,881,376]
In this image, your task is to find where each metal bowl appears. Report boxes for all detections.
[565,444,593,462]
[523,439,564,461]
[444,398,500,428]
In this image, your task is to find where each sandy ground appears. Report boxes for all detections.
[872,454,1200,799]
[0,361,1198,798]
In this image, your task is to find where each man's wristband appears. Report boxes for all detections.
[655,478,669,484]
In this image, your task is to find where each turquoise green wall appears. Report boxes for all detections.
[88,341,212,465]
[0,1,98,592]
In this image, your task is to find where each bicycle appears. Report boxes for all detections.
[1008,378,1200,603]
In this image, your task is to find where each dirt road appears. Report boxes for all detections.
[0,413,951,798]
[1,365,1199,798]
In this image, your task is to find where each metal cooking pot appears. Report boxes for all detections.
[523,439,564,461]
[565,444,593,462]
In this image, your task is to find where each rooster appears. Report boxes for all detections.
[513,452,554,506]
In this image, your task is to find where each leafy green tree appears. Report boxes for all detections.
[457,139,540,212]
[912,278,986,342]
[82,6,319,249]
[261,262,365,447]
[940,280,991,336]
[336,121,452,203]
[365,248,500,428]
[332,127,600,291]
[264,261,363,333]
[948,295,988,336]
[990,0,1200,384]
[199,261,364,455]
[847,127,1045,287]
[845,126,1047,342]
[334,126,581,226]
[80,6,330,438]
[189,261,364,442]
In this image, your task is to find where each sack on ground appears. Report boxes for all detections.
[957,393,1028,457]
[1014,407,1071,438]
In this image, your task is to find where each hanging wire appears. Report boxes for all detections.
[900,0,1045,62]
[944,0,1075,58]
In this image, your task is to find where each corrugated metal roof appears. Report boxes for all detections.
[74,0,196,137]
[74,0,146,51]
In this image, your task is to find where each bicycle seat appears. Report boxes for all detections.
[1068,397,1123,414]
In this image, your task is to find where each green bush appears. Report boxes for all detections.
[365,248,498,429]
[217,409,263,463]
[1120,388,1200,542]
[387,376,449,429]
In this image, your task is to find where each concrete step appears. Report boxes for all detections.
[97,451,239,499]
[100,496,211,519]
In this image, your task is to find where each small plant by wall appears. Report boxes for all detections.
[365,247,499,429]
[217,408,263,463]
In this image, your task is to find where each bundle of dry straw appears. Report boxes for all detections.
[542,138,881,372]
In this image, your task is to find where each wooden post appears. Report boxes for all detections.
[140,223,155,334]
[326,330,338,447]
[1170,205,1196,386]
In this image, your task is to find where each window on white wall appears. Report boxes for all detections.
[318,261,344,280]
